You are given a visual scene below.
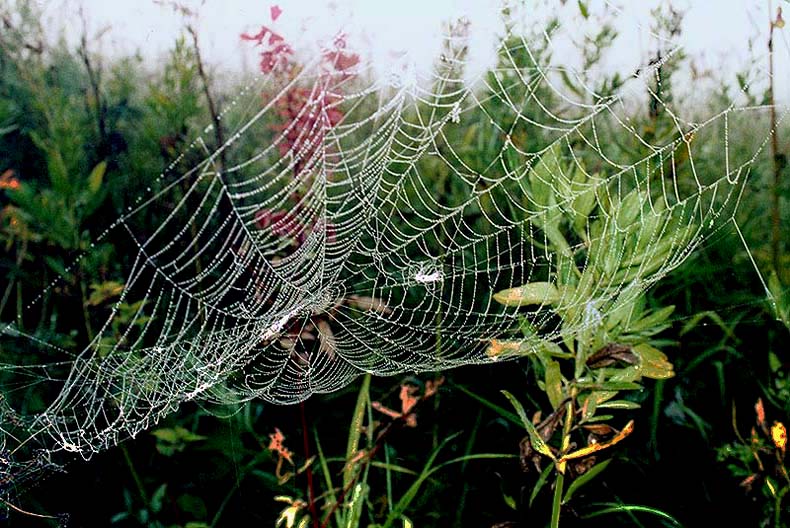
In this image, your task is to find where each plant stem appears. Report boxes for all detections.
[552,400,574,528]
[775,491,781,528]
[768,0,783,272]
[0,240,26,320]
[187,25,226,174]
[300,401,320,528]
[453,409,483,528]
[121,444,148,507]
[551,471,565,528]
[79,277,94,341]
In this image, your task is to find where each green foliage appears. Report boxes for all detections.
[492,146,686,525]
[0,1,787,527]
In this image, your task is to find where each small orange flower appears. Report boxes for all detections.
[424,376,445,398]
[756,398,766,427]
[372,377,444,428]
[268,427,294,464]
[739,473,758,492]
[0,170,20,191]
[771,421,787,451]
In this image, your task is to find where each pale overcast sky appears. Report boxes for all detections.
[28,0,790,99]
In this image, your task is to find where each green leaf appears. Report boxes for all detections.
[314,430,343,526]
[633,343,675,379]
[526,146,561,210]
[486,338,542,359]
[44,256,72,281]
[563,459,611,503]
[529,464,554,507]
[559,69,586,98]
[574,381,641,392]
[578,0,590,18]
[502,491,517,510]
[597,400,641,410]
[768,272,789,329]
[582,502,683,526]
[501,391,555,460]
[88,161,107,195]
[0,124,18,136]
[383,433,462,528]
[177,494,207,519]
[87,281,124,306]
[769,351,782,373]
[369,460,419,475]
[616,190,644,230]
[344,374,370,489]
[629,305,675,333]
[545,361,564,409]
[150,483,167,513]
[345,483,366,528]
[494,282,561,307]
[455,384,521,427]
[151,428,178,443]
[582,414,615,423]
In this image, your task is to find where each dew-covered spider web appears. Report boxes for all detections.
[0,3,785,505]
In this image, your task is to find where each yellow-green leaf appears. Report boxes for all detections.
[88,161,107,194]
[545,360,564,409]
[494,282,561,307]
[87,281,124,306]
[633,343,675,379]
[501,390,556,461]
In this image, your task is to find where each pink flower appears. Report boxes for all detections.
[324,50,360,73]
[255,208,299,235]
[258,43,292,73]
[270,5,282,21]
[241,25,292,73]
[255,207,337,246]
[240,26,270,44]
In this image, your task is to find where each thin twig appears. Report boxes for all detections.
[187,25,226,174]
[77,9,107,145]
[768,1,784,273]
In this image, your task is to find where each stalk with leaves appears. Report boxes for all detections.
[490,145,691,527]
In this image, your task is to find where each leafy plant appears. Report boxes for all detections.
[718,398,790,527]
[490,146,688,526]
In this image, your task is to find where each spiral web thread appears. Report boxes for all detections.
[0,9,784,488]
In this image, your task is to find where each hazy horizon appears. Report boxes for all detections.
[20,0,790,102]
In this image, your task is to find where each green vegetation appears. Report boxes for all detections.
[0,1,789,527]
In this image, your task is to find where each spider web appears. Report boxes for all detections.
[0,5,783,498]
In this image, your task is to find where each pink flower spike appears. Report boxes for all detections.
[241,27,267,44]
[271,5,282,21]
